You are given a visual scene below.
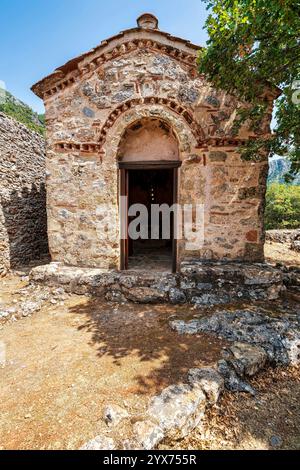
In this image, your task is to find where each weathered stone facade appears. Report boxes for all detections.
[32,14,277,270]
[0,113,48,274]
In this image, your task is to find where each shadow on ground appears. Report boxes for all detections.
[69,298,226,395]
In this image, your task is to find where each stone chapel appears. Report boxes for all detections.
[32,13,277,273]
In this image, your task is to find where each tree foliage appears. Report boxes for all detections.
[265,183,300,229]
[199,0,300,179]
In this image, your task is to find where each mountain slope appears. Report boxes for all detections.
[0,90,45,136]
[268,157,300,185]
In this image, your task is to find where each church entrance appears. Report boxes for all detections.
[117,118,181,272]
[119,162,180,272]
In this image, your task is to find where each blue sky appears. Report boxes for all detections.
[0,0,209,114]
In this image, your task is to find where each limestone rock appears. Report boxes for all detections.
[105,290,127,303]
[170,319,201,335]
[132,420,164,450]
[178,85,199,104]
[123,287,166,304]
[0,307,17,319]
[217,360,256,395]
[266,229,299,244]
[121,439,141,450]
[224,342,267,377]
[281,334,300,365]
[103,404,129,426]
[147,383,206,438]
[188,367,224,404]
[80,435,115,450]
[291,235,300,253]
[168,288,186,304]
[21,301,42,317]
[243,266,282,286]
[170,309,300,366]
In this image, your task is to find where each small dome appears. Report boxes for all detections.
[137,13,159,30]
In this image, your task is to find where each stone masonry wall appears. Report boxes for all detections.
[33,22,274,269]
[0,112,49,274]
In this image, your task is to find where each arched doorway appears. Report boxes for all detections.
[118,118,181,272]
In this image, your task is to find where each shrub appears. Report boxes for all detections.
[265,183,300,230]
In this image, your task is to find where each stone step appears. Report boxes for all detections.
[30,261,284,306]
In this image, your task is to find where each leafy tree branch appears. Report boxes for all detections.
[199,0,300,179]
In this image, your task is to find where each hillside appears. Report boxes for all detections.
[268,157,300,185]
[0,89,45,136]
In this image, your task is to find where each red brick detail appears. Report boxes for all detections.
[246,230,258,242]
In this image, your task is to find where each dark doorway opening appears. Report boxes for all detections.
[128,169,173,272]
[119,162,180,273]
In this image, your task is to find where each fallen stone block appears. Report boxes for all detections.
[188,367,224,404]
[132,420,164,450]
[224,342,268,377]
[147,383,207,439]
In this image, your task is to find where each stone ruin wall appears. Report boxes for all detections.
[0,112,49,275]
[39,31,273,269]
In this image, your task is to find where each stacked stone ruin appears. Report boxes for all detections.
[0,113,48,275]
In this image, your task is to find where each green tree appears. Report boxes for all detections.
[199,0,300,179]
[265,183,300,229]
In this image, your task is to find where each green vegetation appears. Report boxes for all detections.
[0,90,45,136]
[265,183,300,230]
[199,0,300,180]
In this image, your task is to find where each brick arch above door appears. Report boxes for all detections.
[101,101,200,164]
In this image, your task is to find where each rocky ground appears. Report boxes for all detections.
[265,240,300,267]
[1,239,300,450]
[0,264,299,450]
[0,274,226,450]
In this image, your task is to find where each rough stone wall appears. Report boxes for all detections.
[0,113,49,274]
[266,229,300,244]
[180,151,269,263]
[35,27,273,269]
